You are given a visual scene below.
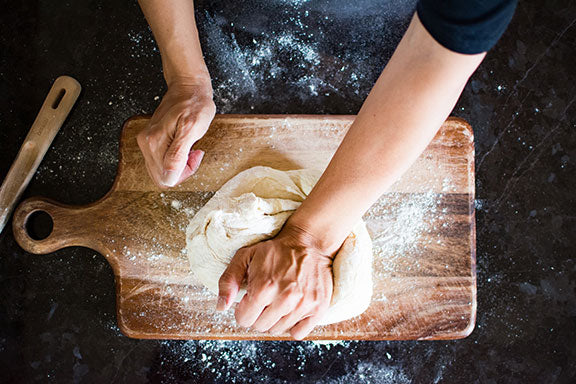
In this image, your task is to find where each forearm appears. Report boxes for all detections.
[287,14,485,254]
[138,0,210,86]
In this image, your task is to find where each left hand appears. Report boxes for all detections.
[217,223,335,340]
[137,77,215,187]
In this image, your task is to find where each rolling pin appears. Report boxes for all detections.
[0,76,81,233]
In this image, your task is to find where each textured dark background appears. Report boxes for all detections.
[1,0,575,383]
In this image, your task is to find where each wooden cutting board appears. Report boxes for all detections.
[12,115,476,340]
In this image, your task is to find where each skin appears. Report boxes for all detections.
[138,1,485,339]
[137,0,214,187]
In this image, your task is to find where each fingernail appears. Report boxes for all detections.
[162,170,178,187]
[216,296,226,311]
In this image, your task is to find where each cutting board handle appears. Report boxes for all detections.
[12,197,87,254]
[0,76,81,233]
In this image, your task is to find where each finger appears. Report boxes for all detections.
[234,280,279,328]
[161,116,193,186]
[140,141,166,188]
[290,313,324,340]
[251,287,302,332]
[145,152,171,189]
[144,158,162,188]
[162,115,209,187]
[217,248,252,311]
[267,301,312,336]
[149,119,178,174]
[176,149,205,185]
[137,126,174,187]
[137,131,159,184]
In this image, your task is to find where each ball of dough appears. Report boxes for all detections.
[185,166,373,325]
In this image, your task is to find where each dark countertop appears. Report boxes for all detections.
[1,0,574,383]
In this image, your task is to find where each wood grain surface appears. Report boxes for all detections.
[0,76,81,233]
[12,115,476,340]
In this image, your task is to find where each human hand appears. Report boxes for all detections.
[137,76,215,187]
[217,224,335,340]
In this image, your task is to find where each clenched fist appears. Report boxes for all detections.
[137,77,215,187]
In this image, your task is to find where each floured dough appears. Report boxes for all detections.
[185,166,373,325]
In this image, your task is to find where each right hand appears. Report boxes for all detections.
[137,76,216,187]
[217,222,337,340]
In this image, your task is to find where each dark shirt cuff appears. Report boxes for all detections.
[416,0,517,54]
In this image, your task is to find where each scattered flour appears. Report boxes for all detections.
[364,190,441,274]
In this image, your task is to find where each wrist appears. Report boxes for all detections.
[165,73,214,101]
[279,215,345,257]
[163,61,212,89]
[165,71,212,89]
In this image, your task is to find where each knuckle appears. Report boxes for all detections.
[301,300,319,315]
[310,290,324,304]
[309,306,320,316]
[179,116,196,129]
[150,128,163,139]
[253,278,275,292]
[200,102,216,117]
[284,284,302,300]
[312,300,329,316]
[136,132,149,148]
[310,296,321,307]
[179,115,210,137]
[284,281,298,292]
[251,286,271,303]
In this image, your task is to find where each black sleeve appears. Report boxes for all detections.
[416,0,517,54]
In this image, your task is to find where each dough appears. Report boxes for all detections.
[185,166,373,325]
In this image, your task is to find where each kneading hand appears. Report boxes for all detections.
[217,224,335,340]
[137,77,216,187]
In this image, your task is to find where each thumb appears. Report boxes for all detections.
[217,248,252,311]
[176,149,205,185]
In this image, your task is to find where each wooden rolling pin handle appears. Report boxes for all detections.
[0,76,81,233]
[12,197,83,254]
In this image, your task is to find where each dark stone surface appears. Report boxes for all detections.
[1,0,574,382]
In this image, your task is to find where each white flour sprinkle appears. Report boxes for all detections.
[374,195,432,249]
[365,190,440,273]
[200,2,371,113]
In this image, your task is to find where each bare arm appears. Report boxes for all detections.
[287,14,485,253]
[218,14,485,339]
[138,0,209,85]
[137,0,215,187]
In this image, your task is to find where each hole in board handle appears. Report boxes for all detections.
[51,88,66,109]
[25,210,54,241]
